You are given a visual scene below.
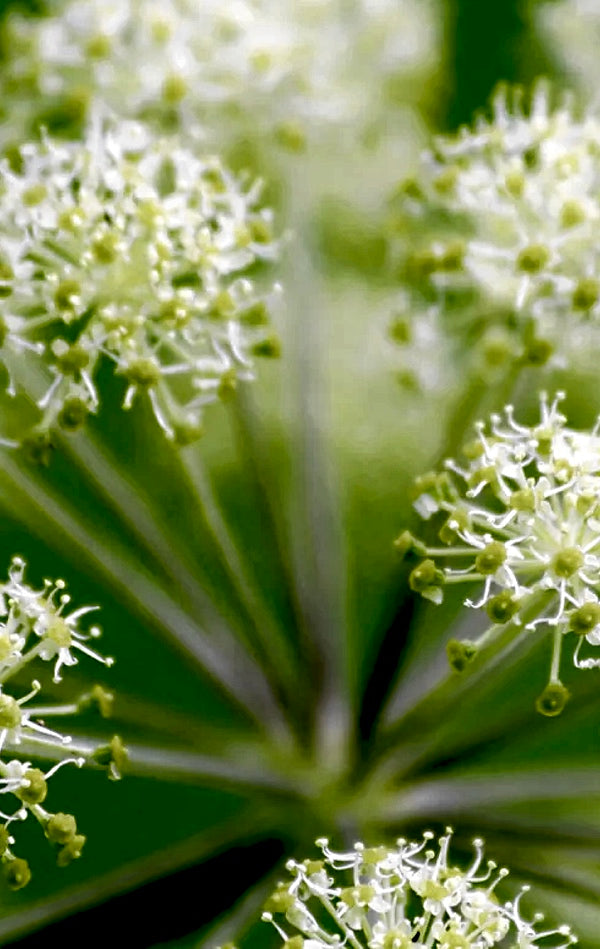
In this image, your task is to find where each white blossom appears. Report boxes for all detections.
[0,0,441,150]
[0,111,280,445]
[394,85,600,369]
[403,393,600,712]
[258,831,576,948]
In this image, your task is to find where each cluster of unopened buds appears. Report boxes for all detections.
[241,830,576,948]
[0,109,280,453]
[397,392,600,715]
[0,555,119,888]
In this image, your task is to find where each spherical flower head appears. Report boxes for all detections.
[406,392,600,709]
[0,110,280,444]
[394,84,600,369]
[0,0,441,151]
[258,830,576,948]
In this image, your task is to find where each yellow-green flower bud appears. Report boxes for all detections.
[56,833,86,867]
[572,278,599,311]
[57,397,90,431]
[92,735,127,780]
[21,432,54,467]
[536,681,570,717]
[409,559,444,593]
[447,638,477,672]
[45,813,77,845]
[475,542,506,575]
[4,857,31,890]
[16,768,47,805]
[485,591,520,624]
[0,695,21,729]
[516,243,550,273]
[570,602,600,635]
[552,547,584,579]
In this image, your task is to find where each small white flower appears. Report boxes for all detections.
[0,111,280,443]
[0,0,441,149]
[404,393,600,712]
[260,831,576,948]
[395,85,600,369]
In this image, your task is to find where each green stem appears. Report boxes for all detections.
[376,589,554,758]
[0,455,291,743]
[177,444,302,723]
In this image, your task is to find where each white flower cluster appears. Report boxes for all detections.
[0,555,115,887]
[394,86,600,371]
[0,0,440,151]
[260,831,576,948]
[401,393,600,712]
[0,111,280,446]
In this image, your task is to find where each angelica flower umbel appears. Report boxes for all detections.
[398,392,600,714]
[255,830,576,948]
[0,110,280,446]
[0,0,440,151]
[391,84,600,373]
[0,555,116,886]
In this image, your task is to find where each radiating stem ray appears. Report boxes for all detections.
[281,206,352,771]
[375,591,554,757]
[19,734,300,793]
[0,455,291,742]
[58,430,250,637]
[227,384,311,661]
[177,444,303,723]
[380,767,600,822]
